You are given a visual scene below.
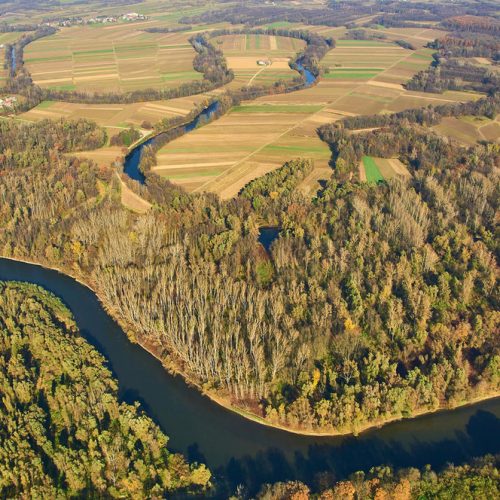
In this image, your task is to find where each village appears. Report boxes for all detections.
[47,12,148,28]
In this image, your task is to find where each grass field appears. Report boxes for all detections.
[362,156,384,183]
[24,24,202,92]
[360,156,411,183]
[213,33,305,89]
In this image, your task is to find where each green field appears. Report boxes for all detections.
[363,156,385,183]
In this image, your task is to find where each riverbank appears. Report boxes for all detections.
[1,254,499,440]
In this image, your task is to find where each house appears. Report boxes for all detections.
[0,96,18,109]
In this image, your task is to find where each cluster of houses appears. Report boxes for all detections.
[46,12,148,27]
[0,96,17,109]
[86,12,148,24]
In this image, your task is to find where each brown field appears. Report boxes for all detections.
[19,93,209,138]
[433,115,500,145]
[213,33,305,89]
[24,23,203,93]
[119,177,152,214]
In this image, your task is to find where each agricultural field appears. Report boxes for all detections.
[152,103,330,196]
[359,156,411,183]
[24,23,202,92]
[433,115,500,145]
[19,94,209,137]
[213,33,305,89]
[154,29,484,198]
[13,15,487,199]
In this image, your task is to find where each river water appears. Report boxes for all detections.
[9,46,16,76]
[0,258,498,495]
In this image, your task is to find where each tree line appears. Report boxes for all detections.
[321,95,499,131]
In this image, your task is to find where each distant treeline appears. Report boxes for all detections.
[368,1,499,29]
[442,15,500,36]
[180,3,375,28]
[0,22,38,32]
[406,58,500,94]
[326,95,500,131]
[431,33,500,61]
[142,25,192,33]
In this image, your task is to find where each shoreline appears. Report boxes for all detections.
[0,254,499,439]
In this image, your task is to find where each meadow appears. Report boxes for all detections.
[360,156,411,183]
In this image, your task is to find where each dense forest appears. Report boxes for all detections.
[0,97,498,434]
[257,455,499,499]
[0,281,210,497]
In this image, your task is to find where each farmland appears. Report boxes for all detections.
[19,94,209,140]
[24,24,202,92]
[212,33,305,89]
[433,115,500,145]
[153,35,483,198]
[8,11,489,199]
[360,156,411,183]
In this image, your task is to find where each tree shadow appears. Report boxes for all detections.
[212,410,500,497]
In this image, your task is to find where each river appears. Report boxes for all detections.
[9,46,16,76]
[123,100,220,184]
[0,257,498,495]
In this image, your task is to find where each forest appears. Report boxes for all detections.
[0,96,498,434]
[0,0,498,495]
[0,281,210,497]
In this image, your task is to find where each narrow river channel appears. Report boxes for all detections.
[0,258,498,494]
